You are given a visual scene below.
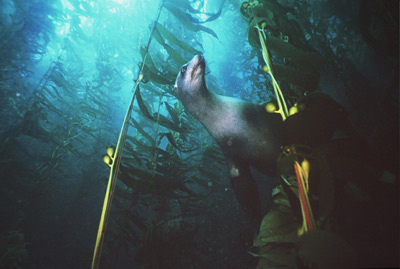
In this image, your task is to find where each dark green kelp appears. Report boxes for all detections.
[0,0,398,268]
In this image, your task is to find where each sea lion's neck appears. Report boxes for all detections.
[183,86,220,124]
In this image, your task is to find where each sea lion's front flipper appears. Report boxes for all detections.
[227,159,261,224]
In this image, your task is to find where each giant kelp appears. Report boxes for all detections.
[239,0,399,268]
[0,0,127,267]
[1,0,397,268]
[90,1,234,267]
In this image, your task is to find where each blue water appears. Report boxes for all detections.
[0,0,398,268]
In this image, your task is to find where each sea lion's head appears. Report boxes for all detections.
[174,55,206,101]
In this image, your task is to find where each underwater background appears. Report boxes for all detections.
[0,0,398,268]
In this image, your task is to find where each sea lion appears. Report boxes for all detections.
[174,55,283,223]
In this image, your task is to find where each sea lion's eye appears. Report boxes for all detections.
[181,65,187,74]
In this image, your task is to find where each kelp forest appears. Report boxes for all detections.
[0,0,399,268]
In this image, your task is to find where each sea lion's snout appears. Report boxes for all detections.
[190,54,205,79]
[192,54,204,66]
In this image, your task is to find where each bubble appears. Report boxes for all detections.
[207,181,212,187]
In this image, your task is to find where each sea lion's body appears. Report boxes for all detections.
[189,93,282,174]
[175,55,282,222]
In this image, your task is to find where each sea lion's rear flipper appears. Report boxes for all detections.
[227,159,261,224]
